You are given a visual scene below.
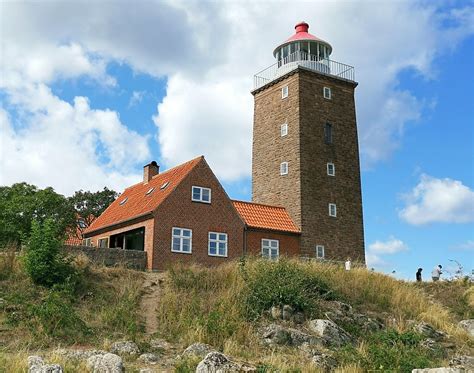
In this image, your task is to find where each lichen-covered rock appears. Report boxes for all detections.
[282,305,294,320]
[413,322,446,341]
[311,352,338,372]
[149,338,172,350]
[137,353,159,364]
[28,356,63,373]
[411,369,464,372]
[182,342,215,358]
[458,319,474,337]
[54,348,108,361]
[196,352,256,373]
[307,319,352,347]
[270,305,282,319]
[259,324,322,347]
[86,353,123,373]
[449,355,474,369]
[110,341,140,355]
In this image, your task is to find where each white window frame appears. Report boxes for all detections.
[98,237,109,248]
[316,245,325,259]
[281,85,288,99]
[327,162,335,176]
[192,186,211,203]
[323,86,331,99]
[171,227,192,254]
[329,203,337,217]
[208,232,228,257]
[281,123,288,137]
[262,239,279,260]
[280,162,288,175]
[83,238,92,247]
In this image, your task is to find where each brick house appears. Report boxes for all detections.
[84,156,300,270]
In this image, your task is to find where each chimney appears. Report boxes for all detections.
[143,161,159,183]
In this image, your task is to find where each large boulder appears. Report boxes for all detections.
[458,319,474,337]
[149,338,172,351]
[28,356,63,373]
[413,322,446,341]
[307,319,352,347]
[182,342,215,359]
[259,324,322,347]
[86,353,123,373]
[196,352,256,373]
[110,341,140,356]
[137,353,159,364]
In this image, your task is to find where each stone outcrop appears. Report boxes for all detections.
[412,369,464,373]
[458,319,474,337]
[182,343,215,358]
[54,349,108,361]
[324,301,383,333]
[259,323,322,347]
[137,353,159,364]
[28,356,63,373]
[110,341,140,356]
[196,352,256,373]
[307,319,352,347]
[450,355,474,370]
[86,353,123,373]
[413,322,446,341]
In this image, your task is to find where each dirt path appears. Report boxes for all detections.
[140,271,166,335]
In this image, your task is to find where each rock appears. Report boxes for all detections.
[311,352,338,372]
[259,324,321,347]
[55,348,108,361]
[282,305,294,320]
[86,353,123,373]
[413,322,446,341]
[352,313,384,333]
[139,369,153,373]
[270,305,282,319]
[137,353,159,364]
[28,355,63,373]
[412,369,464,372]
[307,319,352,347]
[450,355,474,369]
[110,341,140,356]
[149,338,172,350]
[182,342,215,358]
[458,319,474,337]
[196,352,256,373]
[328,301,353,314]
[293,312,305,324]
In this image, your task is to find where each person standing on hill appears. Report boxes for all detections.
[416,268,423,282]
[345,258,351,271]
[431,265,442,281]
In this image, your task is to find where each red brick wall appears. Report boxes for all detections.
[245,229,300,258]
[151,158,245,270]
[86,218,154,270]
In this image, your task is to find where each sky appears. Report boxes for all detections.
[1,0,473,279]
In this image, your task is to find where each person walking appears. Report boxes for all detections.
[345,258,351,271]
[416,268,423,282]
[431,265,442,281]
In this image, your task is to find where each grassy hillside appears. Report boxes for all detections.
[1,252,472,372]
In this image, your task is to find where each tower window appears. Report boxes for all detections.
[280,162,288,175]
[281,85,288,99]
[327,163,335,176]
[281,123,288,137]
[324,123,333,144]
[329,203,337,217]
[316,245,325,259]
[323,87,332,99]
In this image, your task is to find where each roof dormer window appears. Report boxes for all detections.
[119,197,128,205]
[160,181,170,190]
[146,187,155,195]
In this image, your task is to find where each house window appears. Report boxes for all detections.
[281,123,288,137]
[208,232,228,257]
[329,203,337,217]
[323,87,331,99]
[83,238,92,246]
[98,237,109,248]
[327,163,335,176]
[192,186,211,203]
[262,239,279,260]
[171,227,192,253]
[160,181,170,190]
[324,123,333,144]
[316,245,325,259]
[280,162,288,175]
[119,197,128,205]
[146,187,155,195]
[281,85,288,99]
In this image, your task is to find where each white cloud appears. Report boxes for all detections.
[365,252,386,268]
[128,91,146,108]
[399,174,474,225]
[369,236,408,254]
[451,240,474,251]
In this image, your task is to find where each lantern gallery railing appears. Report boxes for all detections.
[253,51,355,90]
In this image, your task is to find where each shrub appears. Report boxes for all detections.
[23,219,76,287]
[241,259,333,320]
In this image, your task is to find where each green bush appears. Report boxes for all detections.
[23,219,76,287]
[336,329,443,373]
[241,259,333,320]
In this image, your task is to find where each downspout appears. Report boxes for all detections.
[243,224,248,257]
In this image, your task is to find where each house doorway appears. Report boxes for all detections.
[110,227,145,251]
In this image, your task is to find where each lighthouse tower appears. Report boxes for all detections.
[251,22,365,262]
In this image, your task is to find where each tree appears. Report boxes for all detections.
[0,183,76,248]
[69,187,118,227]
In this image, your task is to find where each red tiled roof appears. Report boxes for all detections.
[232,200,300,234]
[85,156,203,233]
